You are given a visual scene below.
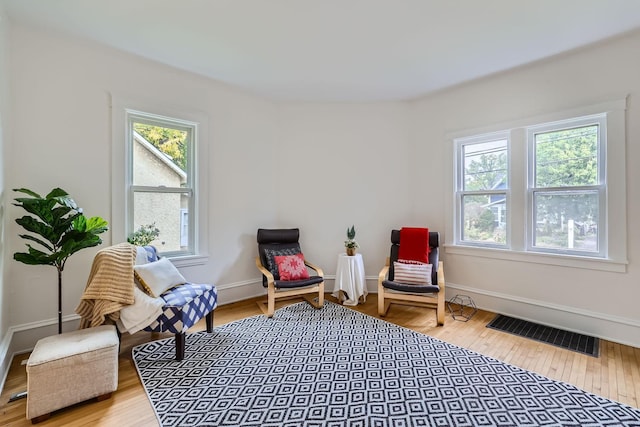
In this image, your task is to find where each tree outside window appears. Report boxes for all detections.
[531,123,601,253]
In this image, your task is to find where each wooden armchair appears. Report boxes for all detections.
[255,228,324,317]
[378,229,445,325]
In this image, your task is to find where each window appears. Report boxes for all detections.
[456,133,509,247]
[452,98,627,267]
[528,116,605,256]
[126,110,196,257]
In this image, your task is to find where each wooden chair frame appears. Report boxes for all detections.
[378,258,446,325]
[255,257,324,317]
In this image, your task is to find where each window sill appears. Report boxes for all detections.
[165,254,209,268]
[444,244,627,273]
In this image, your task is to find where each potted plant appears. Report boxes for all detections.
[13,188,109,334]
[127,223,160,246]
[345,225,359,256]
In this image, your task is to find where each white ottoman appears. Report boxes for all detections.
[26,325,119,423]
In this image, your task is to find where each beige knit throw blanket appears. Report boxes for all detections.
[76,242,137,329]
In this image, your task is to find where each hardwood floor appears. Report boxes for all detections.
[1,295,639,426]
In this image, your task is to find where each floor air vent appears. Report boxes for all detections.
[487,314,599,357]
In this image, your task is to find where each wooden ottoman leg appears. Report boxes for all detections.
[95,392,112,402]
[31,414,50,424]
[175,332,185,361]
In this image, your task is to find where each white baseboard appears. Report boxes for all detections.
[0,328,13,397]
[444,282,640,348]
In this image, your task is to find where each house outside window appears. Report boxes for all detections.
[127,110,196,257]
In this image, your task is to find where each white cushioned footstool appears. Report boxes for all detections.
[26,325,119,423]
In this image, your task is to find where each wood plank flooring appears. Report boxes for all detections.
[1,295,639,426]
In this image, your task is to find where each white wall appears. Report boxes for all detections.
[411,31,640,347]
[275,103,414,276]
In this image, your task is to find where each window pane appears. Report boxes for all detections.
[462,194,507,244]
[463,140,508,191]
[133,122,188,187]
[535,125,598,188]
[133,191,191,253]
[533,191,598,252]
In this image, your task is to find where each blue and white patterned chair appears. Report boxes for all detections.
[139,246,217,360]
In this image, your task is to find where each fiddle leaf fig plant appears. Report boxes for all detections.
[13,187,109,333]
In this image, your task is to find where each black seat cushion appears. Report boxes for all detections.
[382,280,440,293]
[274,276,324,289]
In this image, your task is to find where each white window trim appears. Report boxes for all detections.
[110,94,209,267]
[180,208,189,247]
[446,97,628,273]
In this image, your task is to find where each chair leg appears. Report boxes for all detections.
[175,333,185,361]
[378,293,388,316]
[206,311,213,333]
[436,290,445,326]
[267,287,275,318]
[317,283,324,308]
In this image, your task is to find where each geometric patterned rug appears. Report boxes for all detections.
[132,301,640,427]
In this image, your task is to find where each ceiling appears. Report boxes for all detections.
[3,0,640,102]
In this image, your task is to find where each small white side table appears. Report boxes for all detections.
[332,253,367,306]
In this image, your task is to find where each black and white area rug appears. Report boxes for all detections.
[133,302,640,427]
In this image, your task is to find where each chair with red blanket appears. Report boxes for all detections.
[377,228,445,325]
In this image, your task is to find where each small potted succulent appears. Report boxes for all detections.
[344,225,359,256]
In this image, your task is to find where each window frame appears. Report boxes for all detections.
[447,98,627,272]
[126,110,197,257]
[526,115,607,257]
[111,94,209,266]
[454,131,510,248]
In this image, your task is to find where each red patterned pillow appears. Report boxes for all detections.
[275,253,310,281]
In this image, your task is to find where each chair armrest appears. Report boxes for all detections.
[255,256,275,284]
[304,260,324,277]
[437,261,445,290]
[378,257,390,284]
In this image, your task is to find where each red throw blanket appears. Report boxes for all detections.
[398,227,430,263]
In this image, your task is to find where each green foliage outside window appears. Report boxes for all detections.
[134,123,187,171]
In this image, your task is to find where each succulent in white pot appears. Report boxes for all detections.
[344,225,359,255]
